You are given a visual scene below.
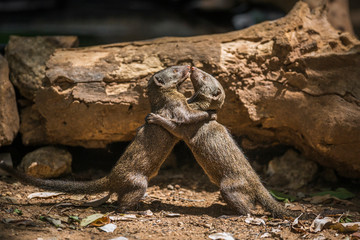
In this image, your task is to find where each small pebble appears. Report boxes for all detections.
[204,223,212,228]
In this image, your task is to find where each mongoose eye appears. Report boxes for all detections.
[214,89,222,96]
[173,69,178,73]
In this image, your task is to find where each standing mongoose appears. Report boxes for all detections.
[0,65,219,210]
[146,67,289,217]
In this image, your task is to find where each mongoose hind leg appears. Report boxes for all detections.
[221,178,291,217]
[220,178,256,215]
[116,174,148,212]
[255,185,292,218]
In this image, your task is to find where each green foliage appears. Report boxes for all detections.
[13,209,22,215]
[69,216,80,222]
[311,188,355,200]
[269,190,296,202]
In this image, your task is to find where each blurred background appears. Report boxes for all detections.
[1,0,360,173]
[1,0,359,49]
[0,0,359,175]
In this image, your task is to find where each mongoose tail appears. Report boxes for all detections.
[0,160,109,194]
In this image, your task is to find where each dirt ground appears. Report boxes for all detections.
[0,167,359,240]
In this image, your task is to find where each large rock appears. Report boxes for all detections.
[18,146,72,179]
[5,36,79,100]
[19,104,48,146]
[5,36,79,146]
[266,150,318,189]
[23,2,360,178]
[0,55,19,146]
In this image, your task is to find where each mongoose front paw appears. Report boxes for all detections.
[145,113,154,123]
[209,111,217,120]
[145,113,161,124]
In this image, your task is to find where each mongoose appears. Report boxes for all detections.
[186,67,225,111]
[0,65,218,210]
[146,67,289,217]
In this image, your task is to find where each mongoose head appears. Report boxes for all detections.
[148,65,191,90]
[189,67,225,110]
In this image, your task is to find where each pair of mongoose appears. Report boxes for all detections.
[147,67,289,217]
[0,66,289,216]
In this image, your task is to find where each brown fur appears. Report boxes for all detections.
[146,67,290,217]
[0,65,217,210]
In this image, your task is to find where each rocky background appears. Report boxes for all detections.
[0,0,359,188]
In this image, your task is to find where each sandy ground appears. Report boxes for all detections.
[0,167,359,240]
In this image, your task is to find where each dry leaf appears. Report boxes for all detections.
[99,223,117,232]
[138,210,153,216]
[164,212,181,217]
[90,216,110,227]
[110,214,137,221]
[40,216,64,228]
[309,214,360,233]
[28,192,63,199]
[310,215,333,233]
[267,219,290,227]
[208,232,235,240]
[291,213,306,233]
[82,194,110,207]
[287,204,304,211]
[329,222,360,233]
[260,232,272,238]
[80,213,104,227]
[351,231,360,240]
[3,218,37,226]
[245,215,265,226]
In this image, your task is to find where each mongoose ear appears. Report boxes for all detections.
[153,75,165,86]
[211,89,222,100]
